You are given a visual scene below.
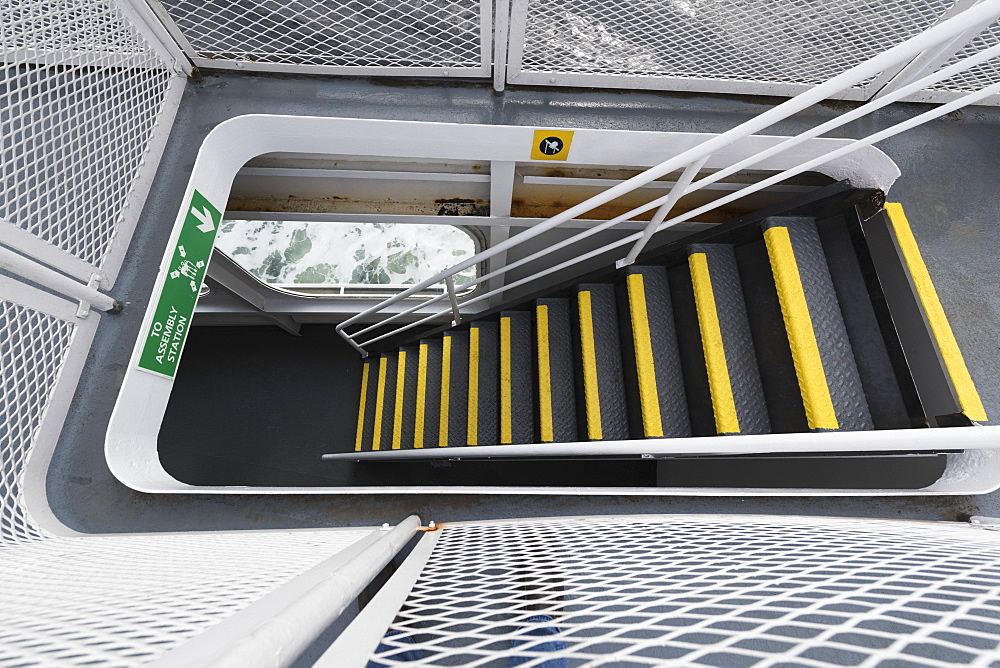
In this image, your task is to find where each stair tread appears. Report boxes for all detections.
[355,357,379,452]
[373,352,398,451]
[536,298,578,443]
[500,310,536,445]
[762,217,873,432]
[396,345,420,449]
[624,266,691,438]
[687,243,770,436]
[349,204,937,451]
[416,338,443,449]
[576,284,629,441]
[469,321,500,446]
[441,330,470,447]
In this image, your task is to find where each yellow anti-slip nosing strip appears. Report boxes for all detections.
[578,291,603,440]
[372,357,389,450]
[467,327,480,446]
[438,335,452,447]
[414,343,428,449]
[626,274,664,438]
[763,226,839,430]
[688,253,741,435]
[392,351,406,450]
[536,305,554,442]
[500,317,513,445]
[886,203,987,422]
[354,361,371,452]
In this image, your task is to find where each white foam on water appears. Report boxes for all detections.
[216,220,476,286]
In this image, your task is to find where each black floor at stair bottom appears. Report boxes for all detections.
[158,325,945,489]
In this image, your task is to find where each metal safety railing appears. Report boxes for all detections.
[502,0,1000,104]
[325,515,1000,668]
[336,0,1000,356]
[143,0,1000,104]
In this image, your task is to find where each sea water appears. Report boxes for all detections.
[216,220,476,286]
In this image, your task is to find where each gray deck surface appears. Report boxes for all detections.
[45,72,1000,534]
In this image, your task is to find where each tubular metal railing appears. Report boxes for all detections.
[336,0,1000,356]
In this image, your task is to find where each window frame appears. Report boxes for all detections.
[213,218,487,300]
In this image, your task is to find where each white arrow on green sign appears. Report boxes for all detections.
[137,190,221,378]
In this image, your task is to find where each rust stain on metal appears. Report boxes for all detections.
[417,523,443,532]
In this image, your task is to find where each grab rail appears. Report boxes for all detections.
[336,0,1000,355]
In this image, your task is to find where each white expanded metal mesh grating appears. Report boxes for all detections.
[511,0,958,90]
[929,20,1000,93]
[2,0,178,270]
[0,528,373,665]
[0,292,382,666]
[157,0,487,71]
[0,299,74,546]
[370,515,1000,666]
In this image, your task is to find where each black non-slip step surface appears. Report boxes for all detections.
[536,298,579,443]
[373,352,398,451]
[623,266,691,439]
[687,243,770,435]
[442,330,470,448]
[763,217,873,432]
[357,357,380,452]
[668,263,718,437]
[736,241,810,434]
[351,201,942,455]
[576,284,629,441]
[500,310,536,445]
[469,321,500,446]
[418,338,443,449]
[817,216,914,430]
[396,345,420,449]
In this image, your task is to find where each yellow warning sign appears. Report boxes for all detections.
[530,129,574,161]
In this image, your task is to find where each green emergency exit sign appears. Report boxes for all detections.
[137,190,221,378]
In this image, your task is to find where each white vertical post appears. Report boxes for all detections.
[493,0,511,91]
[445,276,462,325]
[617,155,710,269]
[480,0,494,77]
[488,161,517,308]
[505,0,530,84]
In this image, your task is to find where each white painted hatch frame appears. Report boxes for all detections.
[104,0,1000,501]
[105,116,996,498]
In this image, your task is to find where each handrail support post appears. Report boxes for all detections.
[445,276,462,326]
[616,155,711,269]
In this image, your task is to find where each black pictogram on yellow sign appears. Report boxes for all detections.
[531,129,574,161]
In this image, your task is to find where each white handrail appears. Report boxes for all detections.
[0,243,119,313]
[337,0,1000,354]
[617,155,711,269]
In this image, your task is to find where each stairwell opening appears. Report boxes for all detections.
[106,116,993,496]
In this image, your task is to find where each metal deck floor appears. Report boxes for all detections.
[44,72,1000,535]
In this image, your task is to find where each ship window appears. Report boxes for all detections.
[216,220,478,297]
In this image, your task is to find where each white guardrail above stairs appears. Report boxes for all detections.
[336,0,1000,357]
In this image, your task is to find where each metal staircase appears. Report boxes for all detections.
[352,195,984,454]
